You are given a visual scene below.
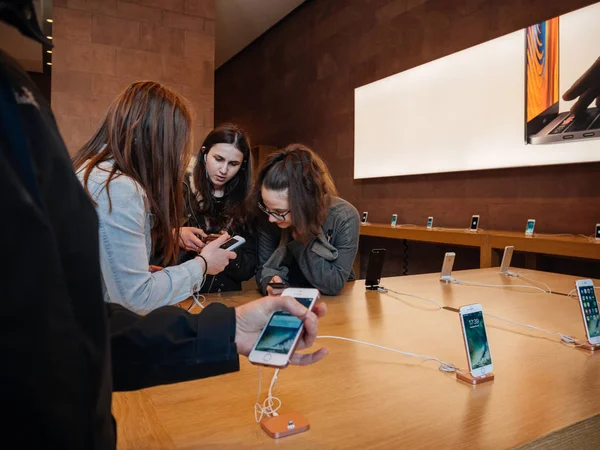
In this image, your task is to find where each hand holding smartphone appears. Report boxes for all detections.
[267,279,289,296]
[249,288,320,368]
[219,235,245,251]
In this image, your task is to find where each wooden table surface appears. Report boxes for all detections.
[443,267,600,296]
[113,269,600,449]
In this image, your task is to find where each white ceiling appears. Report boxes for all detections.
[216,0,305,68]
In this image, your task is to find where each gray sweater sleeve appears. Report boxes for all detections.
[287,205,360,295]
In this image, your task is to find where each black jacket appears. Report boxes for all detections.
[178,172,257,293]
[0,50,239,449]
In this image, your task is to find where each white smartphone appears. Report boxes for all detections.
[440,252,455,282]
[362,212,368,223]
[248,288,320,368]
[575,280,600,345]
[391,214,397,226]
[427,216,433,229]
[459,304,493,377]
[525,219,536,236]
[469,215,480,232]
[595,224,600,240]
[500,246,514,275]
[219,235,245,251]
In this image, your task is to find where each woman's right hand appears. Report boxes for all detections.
[266,275,285,296]
[178,227,207,252]
[197,233,237,275]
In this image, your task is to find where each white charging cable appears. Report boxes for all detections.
[316,335,457,372]
[452,278,547,293]
[189,272,211,311]
[377,286,442,310]
[567,286,599,297]
[253,334,458,422]
[378,282,575,345]
[254,367,281,423]
[510,272,553,294]
[483,312,577,344]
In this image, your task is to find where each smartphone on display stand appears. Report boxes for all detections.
[391,214,398,227]
[219,235,245,251]
[525,219,536,236]
[362,212,368,224]
[459,304,494,378]
[499,246,514,276]
[248,288,320,367]
[575,280,600,345]
[595,224,600,240]
[427,216,433,229]
[440,252,455,282]
[469,215,480,232]
[365,248,386,290]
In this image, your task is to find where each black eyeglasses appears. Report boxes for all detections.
[258,202,291,221]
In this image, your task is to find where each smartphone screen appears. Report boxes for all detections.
[362,212,368,223]
[365,248,386,287]
[595,224,600,239]
[526,220,535,235]
[461,311,492,371]
[253,298,313,354]
[427,217,433,229]
[391,214,397,226]
[577,285,600,339]
[220,238,239,249]
[470,216,479,230]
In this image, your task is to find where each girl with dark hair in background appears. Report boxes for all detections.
[253,144,360,296]
[74,82,236,314]
[169,124,257,293]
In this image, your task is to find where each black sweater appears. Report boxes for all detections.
[0,50,239,450]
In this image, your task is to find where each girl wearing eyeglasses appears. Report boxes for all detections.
[253,144,360,295]
[166,124,257,293]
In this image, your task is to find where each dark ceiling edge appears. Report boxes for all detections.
[216,0,314,72]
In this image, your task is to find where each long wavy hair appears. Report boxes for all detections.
[192,123,252,232]
[250,143,337,242]
[73,81,193,264]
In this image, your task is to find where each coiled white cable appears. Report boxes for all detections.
[254,367,281,423]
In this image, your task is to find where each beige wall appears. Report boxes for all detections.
[51,0,215,154]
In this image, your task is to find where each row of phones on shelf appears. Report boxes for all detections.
[361,212,600,238]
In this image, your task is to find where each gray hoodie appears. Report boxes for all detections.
[256,197,360,295]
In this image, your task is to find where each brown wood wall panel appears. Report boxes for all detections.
[215,0,600,276]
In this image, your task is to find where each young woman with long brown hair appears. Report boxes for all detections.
[166,123,256,293]
[73,81,236,314]
[253,144,360,296]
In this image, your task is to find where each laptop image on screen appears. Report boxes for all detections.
[525,16,600,144]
